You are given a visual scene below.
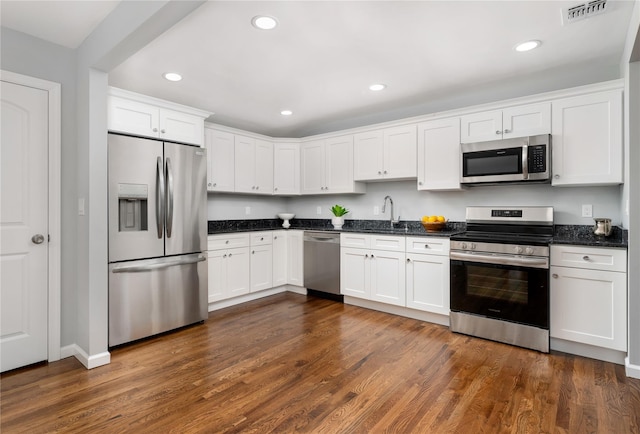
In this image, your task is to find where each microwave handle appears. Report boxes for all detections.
[522,144,528,180]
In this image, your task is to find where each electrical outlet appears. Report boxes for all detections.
[316,206,322,215]
[581,204,593,218]
[78,198,85,216]
[373,206,379,215]
[245,206,251,215]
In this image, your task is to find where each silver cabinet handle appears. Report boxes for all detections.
[552,273,558,278]
[31,234,45,244]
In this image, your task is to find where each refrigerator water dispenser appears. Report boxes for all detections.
[117,183,148,232]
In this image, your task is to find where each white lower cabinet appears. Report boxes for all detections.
[272,231,287,287]
[340,234,406,307]
[207,233,251,302]
[550,245,627,351]
[286,230,304,286]
[405,237,450,315]
[250,232,273,293]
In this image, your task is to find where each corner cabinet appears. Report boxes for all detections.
[205,127,235,192]
[550,245,627,351]
[301,136,365,195]
[108,87,209,146]
[353,125,417,181]
[460,102,550,143]
[273,142,300,195]
[551,89,623,186]
[417,117,462,191]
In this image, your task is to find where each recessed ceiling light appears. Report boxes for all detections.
[514,40,541,52]
[252,15,278,30]
[280,110,293,116]
[369,84,386,91]
[163,72,182,82]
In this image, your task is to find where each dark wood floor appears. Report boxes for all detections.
[2,292,640,433]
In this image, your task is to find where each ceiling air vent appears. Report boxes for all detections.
[563,0,607,25]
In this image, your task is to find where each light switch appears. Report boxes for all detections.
[373,206,380,216]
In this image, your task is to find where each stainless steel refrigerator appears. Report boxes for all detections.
[108,133,207,347]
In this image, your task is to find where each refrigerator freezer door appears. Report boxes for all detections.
[164,142,207,256]
[108,134,164,262]
[108,253,207,346]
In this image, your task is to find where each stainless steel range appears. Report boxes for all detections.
[449,206,553,352]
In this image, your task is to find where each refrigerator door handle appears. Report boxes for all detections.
[111,254,206,273]
[156,156,165,239]
[166,157,174,238]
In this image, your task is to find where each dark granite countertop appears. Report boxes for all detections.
[208,219,628,248]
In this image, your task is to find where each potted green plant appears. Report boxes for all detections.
[330,204,349,229]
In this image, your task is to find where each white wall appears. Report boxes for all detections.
[209,182,623,226]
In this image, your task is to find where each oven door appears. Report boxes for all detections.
[450,252,549,329]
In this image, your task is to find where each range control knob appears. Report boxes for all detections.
[461,242,468,250]
[525,247,534,255]
[515,246,524,254]
[470,243,477,250]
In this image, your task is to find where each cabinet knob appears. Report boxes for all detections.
[503,129,510,134]
[378,171,382,175]
[371,254,375,258]
[383,170,387,174]
[208,182,212,187]
[256,186,259,190]
[274,187,278,191]
[153,128,158,133]
[213,183,217,187]
[229,253,232,257]
[161,129,166,134]
[554,174,560,179]
[406,258,411,263]
[418,181,423,186]
[425,244,429,248]
[225,240,229,244]
[252,250,255,254]
[252,186,256,190]
[274,236,277,239]
[582,255,590,261]
[223,254,227,258]
[496,130,502,135]
[365,254,369,258]
[552,273,558,278]
[260,237,264,241]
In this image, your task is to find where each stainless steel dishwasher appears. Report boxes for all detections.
[303,231,342,301]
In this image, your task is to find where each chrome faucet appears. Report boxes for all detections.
[382,195,400,227]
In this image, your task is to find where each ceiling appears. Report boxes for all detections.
[2,1,637,138]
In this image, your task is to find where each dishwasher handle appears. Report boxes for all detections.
[304,232,340,244]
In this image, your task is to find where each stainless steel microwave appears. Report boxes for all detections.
[460,134,551,185]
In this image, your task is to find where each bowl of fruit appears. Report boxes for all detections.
[421,215,447,232]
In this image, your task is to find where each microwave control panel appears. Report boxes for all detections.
[528,145,547,173]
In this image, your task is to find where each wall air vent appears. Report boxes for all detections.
[562,0,607,25]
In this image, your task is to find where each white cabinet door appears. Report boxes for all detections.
[250,244,273,292]
[552,90,623,186]
[226,247,251,298]
[370,250,406,307]
[406,253,450,315]
[384,125,417,179]
[287,231,304,286]
[274,142,300,195]
[205,128,235,192]
[550,265,627,351]
[108,95,160,138]
[417,117,462,191]
[272,231,287,287]
[234,135,256,193]
[354,130,384,180]
[460,110,502,143]
[301,139,325,194]
[254,139,274,194]
[502,102,550,139]
[325,135,355,193]
[159,108,204,145]
[340,247,370,299]
[207,249,226,302]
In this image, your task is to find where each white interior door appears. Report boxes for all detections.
[1,80,49,372]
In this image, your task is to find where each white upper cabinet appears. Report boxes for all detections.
[460,102,550,143]
[417,117,462,191]
[301,136,365,194]
[551,89,623,186]
[273,142,300,195]
[108,87,209,146]
[354,125,417,181]
[234,135,273,194]
[205,128,235,192]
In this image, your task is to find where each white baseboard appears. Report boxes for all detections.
[285,285,307,295]
[344,296,450,327]
[59,344,110,369]
[626,357,640,379]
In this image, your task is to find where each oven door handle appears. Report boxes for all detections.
[450,251,549,269]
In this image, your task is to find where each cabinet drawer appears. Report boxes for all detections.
[341,233,370,249]
[370,235,405,252]
[551,245,626,272]
[406,237,449,256]
[251,232,273,246]
[208,233,250,250]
